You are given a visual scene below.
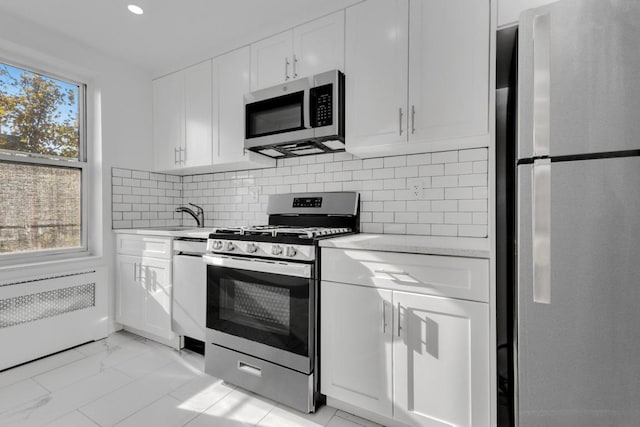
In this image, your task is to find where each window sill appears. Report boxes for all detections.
[0,253,104,284]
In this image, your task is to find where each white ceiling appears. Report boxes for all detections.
[0,0,360,76]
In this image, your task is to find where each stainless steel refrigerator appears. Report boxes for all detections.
[514,0,640,425]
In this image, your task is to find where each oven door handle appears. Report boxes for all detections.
[202,254,312,279]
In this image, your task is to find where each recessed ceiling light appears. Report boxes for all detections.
[127,4,144,15]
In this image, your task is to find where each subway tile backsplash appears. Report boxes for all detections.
[112,148,488,237]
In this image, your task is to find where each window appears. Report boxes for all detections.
[0,61,86,259]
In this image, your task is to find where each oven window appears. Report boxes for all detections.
[207,265,310,357]
[220,279,290,335]
[246,91,305,138]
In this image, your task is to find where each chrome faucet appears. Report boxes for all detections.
[175,203,205,228]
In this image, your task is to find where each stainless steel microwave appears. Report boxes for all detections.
[244,69,344,158]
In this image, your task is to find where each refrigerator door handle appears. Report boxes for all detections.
[532,158,551,304]
[533,13,551,157]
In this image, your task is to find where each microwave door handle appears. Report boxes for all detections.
[303,88,311,129]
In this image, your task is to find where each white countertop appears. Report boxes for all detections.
[114,229,491,258]
[113,227,212,239]
[319,233,490,258]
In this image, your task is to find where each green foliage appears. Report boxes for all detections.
[0,66,79,158]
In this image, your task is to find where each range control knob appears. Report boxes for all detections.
[271,245,283,256]
[212,240,223,250]
[246,243,259,253]
[224,241,235,251]
[285,246,297,257]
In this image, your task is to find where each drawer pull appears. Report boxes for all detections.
[374,270,418,284]
[238,361,262,377]
[374,269,407,275]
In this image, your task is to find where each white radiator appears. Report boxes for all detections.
[0,267,108,371]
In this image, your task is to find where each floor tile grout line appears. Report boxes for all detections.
[252,401,278,426]
[47,409,98,427]
[0,348,89,392]
[28,337,156,396]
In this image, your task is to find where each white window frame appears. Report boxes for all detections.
[0,59,89,264]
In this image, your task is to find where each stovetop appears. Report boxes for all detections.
[210,225,353,239]
[205,192,359,262]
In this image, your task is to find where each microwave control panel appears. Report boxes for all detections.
[310,84,333,128]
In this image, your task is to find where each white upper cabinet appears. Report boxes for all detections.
[153,71,184,171]
[408,0,489,145]
[184,61,213,168]
[213,46,274,168]
[250,31,293,91]
[293,11,345,80]
[344,0,409,149]
[345,0,491,157]
[250,11,345,91]
[153,54,273,174]
[153,61,212,172]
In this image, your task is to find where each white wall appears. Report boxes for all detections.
[0,11,153,333]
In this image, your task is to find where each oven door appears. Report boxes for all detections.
[203,254,314,374]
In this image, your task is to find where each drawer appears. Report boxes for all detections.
[116,234,172,259]
[321,248,489,302]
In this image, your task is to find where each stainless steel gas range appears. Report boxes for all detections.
[202,192,359,412]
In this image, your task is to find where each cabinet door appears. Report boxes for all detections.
[214,46,251,164]
[293,10,345,79]
[320,281,393,419]
[393,292,490,427]
[250,31,293,91]
[153,71,184,171]
[115,254,145,330]
[140,257,174,340]
[184,60,212,168]
[345,0,409,151]
[408,0,489,144]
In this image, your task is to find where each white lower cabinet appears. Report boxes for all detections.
[321,249,490,427]
[393,291,489,427]
[321,282,394,418]
[115,235,175,341]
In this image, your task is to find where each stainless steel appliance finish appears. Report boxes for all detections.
[203,192,359,413]
[244,70,345,158]
[205,343,314,413]
[513,1,640,425]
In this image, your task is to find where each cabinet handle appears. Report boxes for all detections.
[396,302,402,337]
[381,300,387,334]
[411,105,416,134]
[174,147,179,164]
[292,54,298,78]
[285,57,290,81]
[181,146,186,164]
[399,108,404,136]
[133,262,137,281]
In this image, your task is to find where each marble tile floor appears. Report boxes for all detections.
[0,331,382,427]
